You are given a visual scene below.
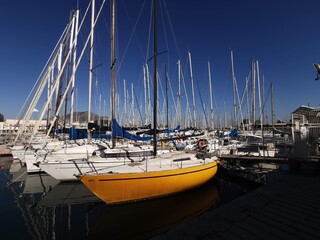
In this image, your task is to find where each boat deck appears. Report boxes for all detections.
[152,166,320,239]
[83,151,217,175]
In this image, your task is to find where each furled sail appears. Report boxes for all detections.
[112,119,152,141]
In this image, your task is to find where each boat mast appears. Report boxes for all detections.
[224,101,227,128]
[246,76,250,130]
[131,83,135,127]
[123,79,127,124]
[165,65,169,129]
[177,59,181,127]
[111,0,116,148]
[143,66,147,126]
[230,49,237,128]
[262,75,265,126]
[88,0,95,143]
[153,0,158,156]
[46,68,52,135]
[147,64,152,126]
[70,9,79,126]
[271,81,275,138]
[251,60,256,131]
[257,60,263,132]
[208,61,214,130]
[188,51,196,128]
[63,11,77,139]
[54,44,63,133]
[43,1,106,140]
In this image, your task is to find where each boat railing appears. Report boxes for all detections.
[71,152,152,175]
[72,159,84,175]
[71,159,101,175]
[172,157,192,168]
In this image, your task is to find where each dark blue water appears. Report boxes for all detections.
[0,156,253,240]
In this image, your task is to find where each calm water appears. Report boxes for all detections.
[0,156,254,240]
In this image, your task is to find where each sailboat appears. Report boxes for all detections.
[77,0,219,204]
[78,151,218,204]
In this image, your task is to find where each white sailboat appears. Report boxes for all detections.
[38,143,160,181]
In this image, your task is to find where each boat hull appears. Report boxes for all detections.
[79,161,218,204]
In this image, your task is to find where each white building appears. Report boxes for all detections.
[0,119,47,134]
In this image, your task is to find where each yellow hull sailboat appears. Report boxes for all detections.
[77,0,219,204]
[78,151,218,204]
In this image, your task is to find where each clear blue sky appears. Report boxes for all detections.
[1,0,320,126]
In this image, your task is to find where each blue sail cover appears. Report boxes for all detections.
[69,126,112,140]
[229,129,238,137]
[219,129,238,139]
[69,119,152,141]
[92,133,112,139]
[69,127,87,140]
[112,119,152,141]
[162,125,181,134]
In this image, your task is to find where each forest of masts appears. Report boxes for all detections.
[14,1,275,142]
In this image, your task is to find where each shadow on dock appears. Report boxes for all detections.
[152,158,320,240]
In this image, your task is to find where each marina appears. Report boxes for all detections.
[1,152,320,239]
[1,0,320,239]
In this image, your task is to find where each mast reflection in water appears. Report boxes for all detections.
[87,178,219,239]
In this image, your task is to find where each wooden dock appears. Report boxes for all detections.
[152,169,320,239]
[219,154,320,163]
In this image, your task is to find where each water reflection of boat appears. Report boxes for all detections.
[23,173,60,195]
[87,178,220,240]
[9,159,23,174]
[2,163,221,240]
[17,173,100,206]
[38,181,101,207]
[0,155,14,170]
[5,177,101,240]
[10,166,28,183]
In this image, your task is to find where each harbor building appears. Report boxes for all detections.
[0,119,47,134]
[291,105,320,158]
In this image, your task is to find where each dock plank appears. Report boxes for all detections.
[235,220,275,240]
[250,212,300,239]
[228,226,260,240]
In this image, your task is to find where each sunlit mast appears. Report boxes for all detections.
[111,0,116,148]
[143,66,147,125]
[153,0,158,155]
[87,0,95,143]
[208,61,214,130]
[251,60,256,131]
[177,59,181,127]
[188,51,196,128]
[257,60,263,131]
[70,9,80,126]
